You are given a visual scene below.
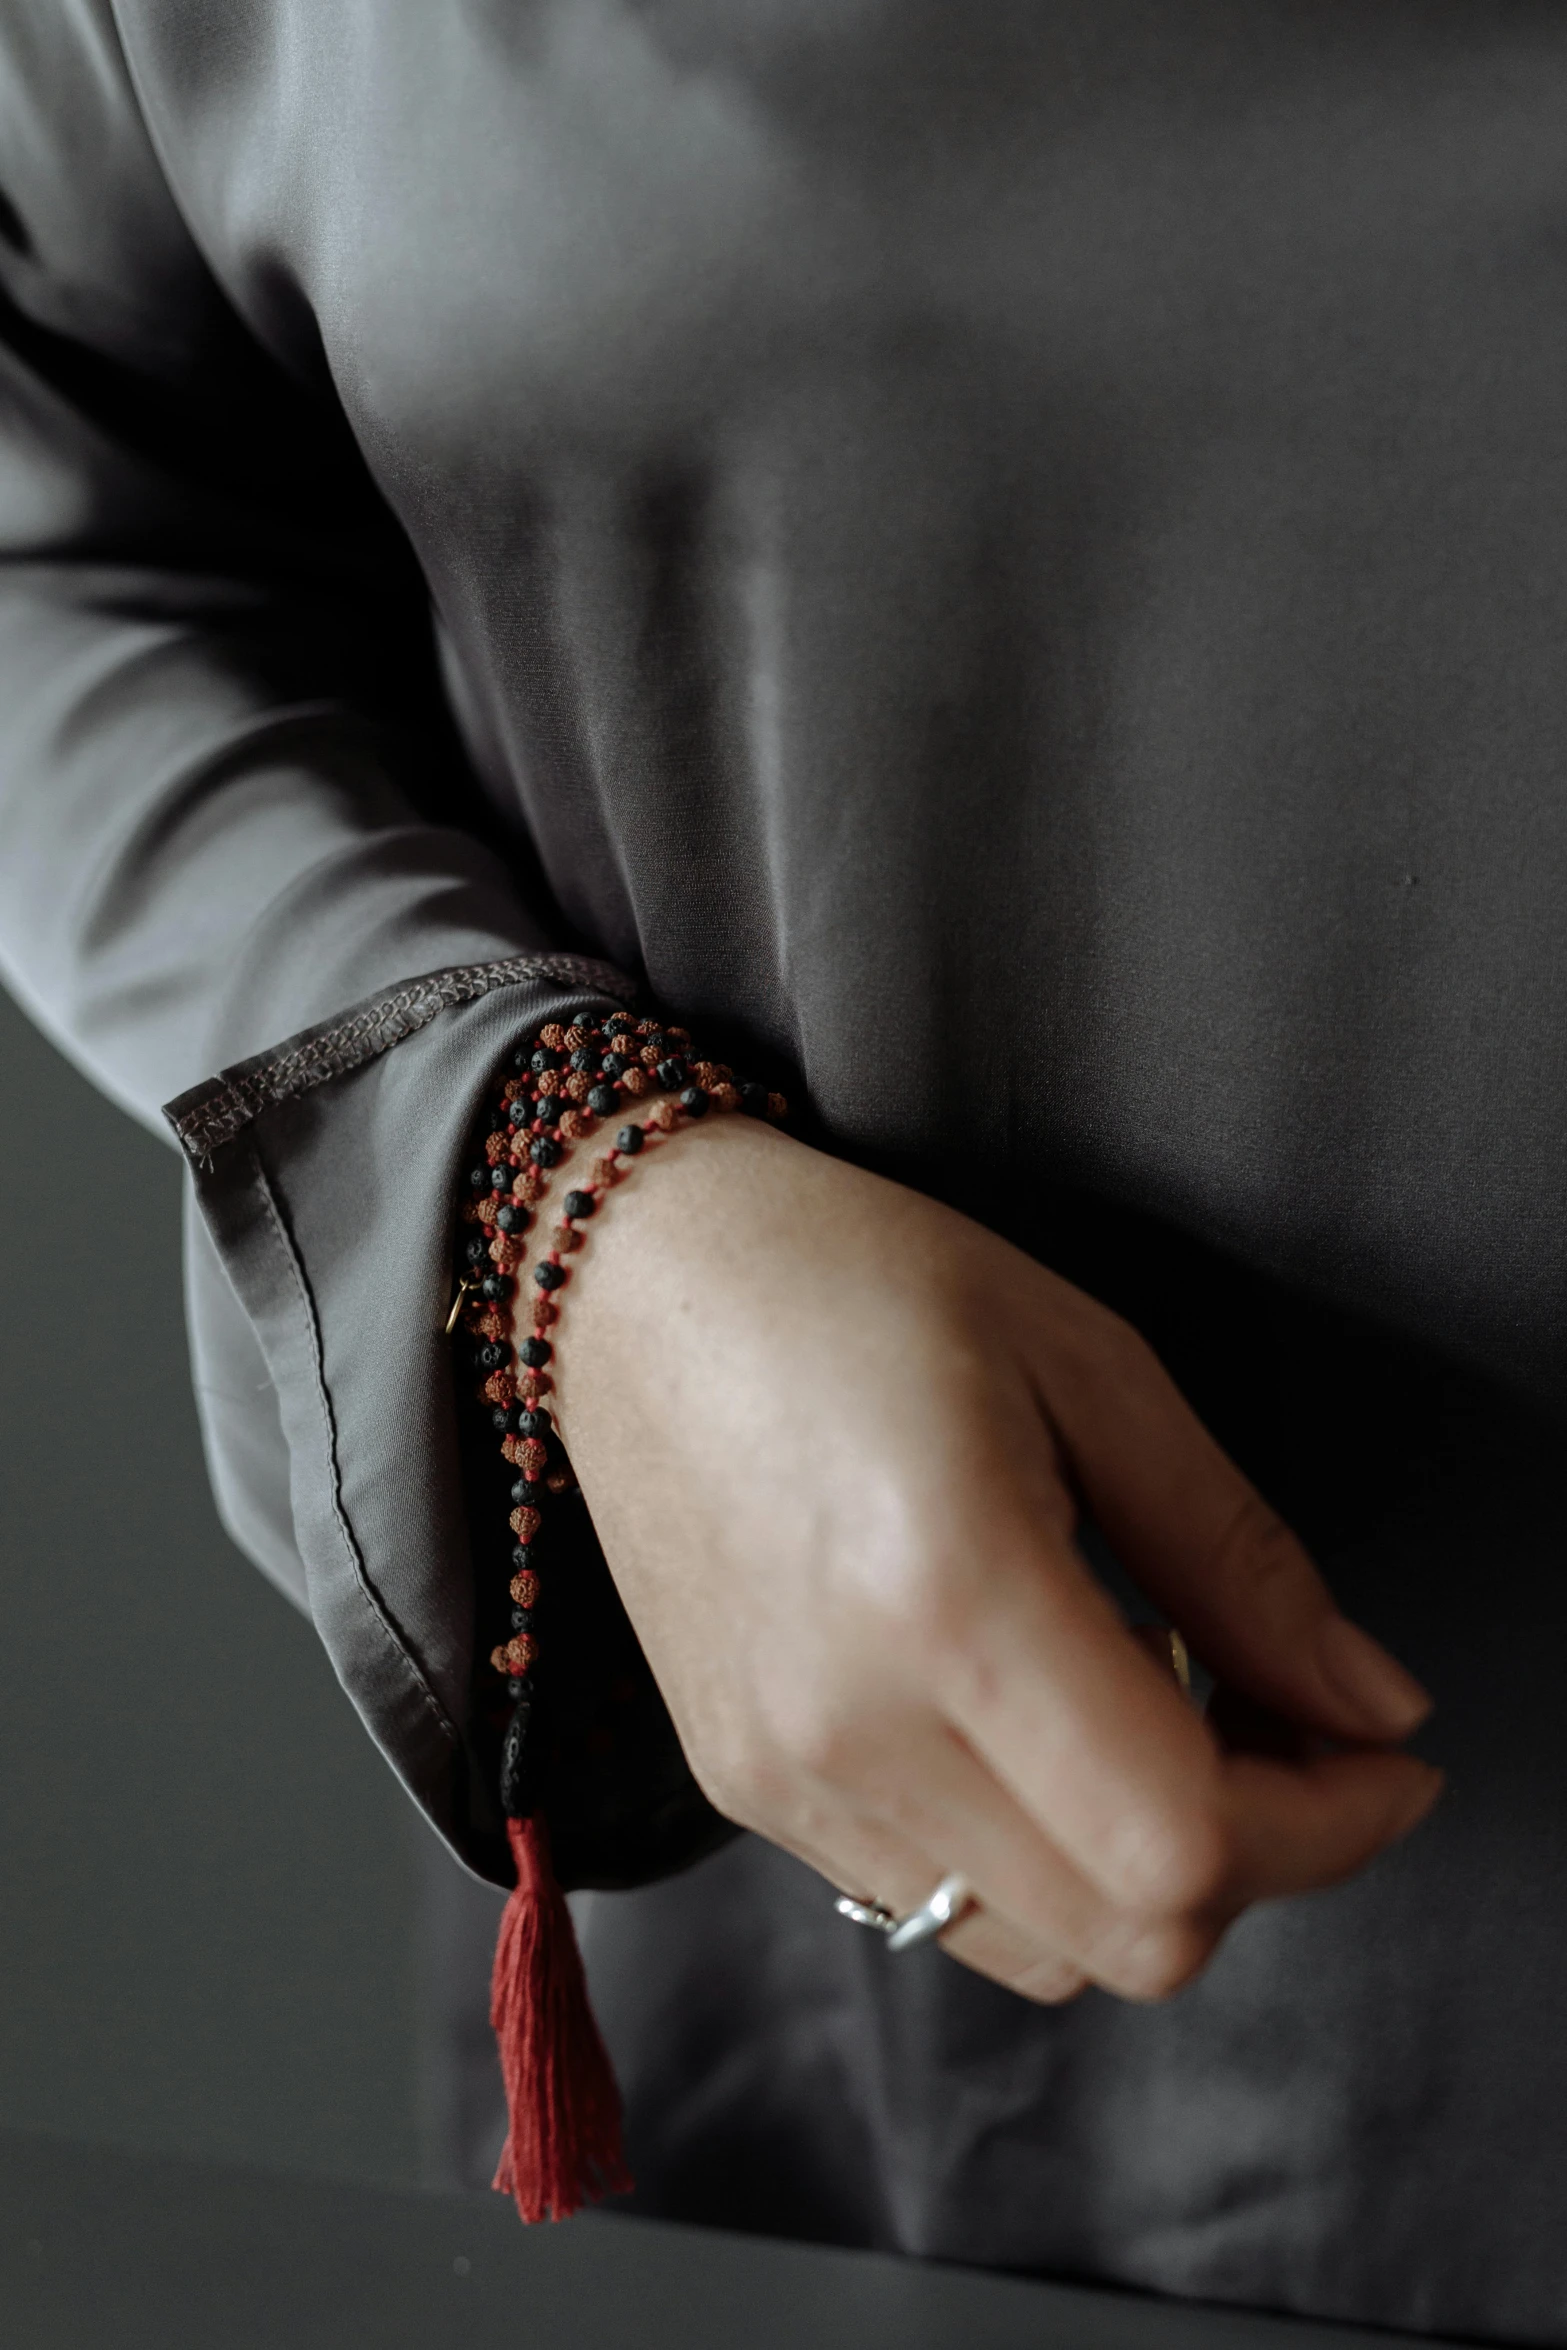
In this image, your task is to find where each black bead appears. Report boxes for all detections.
[569,1048,598,1073]
[533,1261,566,1291]
[500,1699,535,1813]
[511,1477,545,1507]
[739,1081,770,1117]
[562,1189,596,1220]
[492,1406,515,1434]
[586,1085,618,1116]
[529,1136,561,1168]
[599,1052,628,1078]
[510,1543,535,1571]
[517,1408,551,1439]
[656,1057,687,1091]
[604,1011,634,1034]
[535,1094,562,1127]
[462,1234,490,1267]
[494,1202,530,1233]
[477,1342,509,1373]
[679,1085,710,1118]
[615,1123,645,1155]
[509,1045,530,1072]
[531,1047,561,1073]
[479,1273,512,1302]
[489,1165,513,1192]
[519,1335,553,1367]
[468,1164,490,1190]
[505,1098,531,1128]
[510,1606,535,1634]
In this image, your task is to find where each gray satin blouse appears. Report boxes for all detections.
[3,4,1567,2339]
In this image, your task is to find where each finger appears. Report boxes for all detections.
[939,1525,1236,1920]
[776,1790,1090,2005]
[1028,1293,1432,1745]
[937,1525,1434,1938]
[856,1715,1228,2001]
[1220,1748,1444,1903]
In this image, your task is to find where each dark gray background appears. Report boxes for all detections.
[0,980,427,2185]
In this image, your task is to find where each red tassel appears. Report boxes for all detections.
[489,1814,634,2222]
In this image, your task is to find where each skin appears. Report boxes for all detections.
[529,1111,1441,2007]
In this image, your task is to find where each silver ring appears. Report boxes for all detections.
[886,1872,973,1953]
[834,1894,898,1933]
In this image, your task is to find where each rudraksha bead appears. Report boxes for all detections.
[457,1007,788,1788]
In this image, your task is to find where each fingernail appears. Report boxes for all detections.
[1316,1616,1433,1738]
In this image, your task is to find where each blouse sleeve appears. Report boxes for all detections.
[0,0,732,1890]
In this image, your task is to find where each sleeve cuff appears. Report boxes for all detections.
[163,954,736,1892]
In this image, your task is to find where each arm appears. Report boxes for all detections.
[0,1,638,1877]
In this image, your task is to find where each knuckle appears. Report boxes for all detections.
[1012,1955,1089,2007]
[686,1746,764,1829]
[1082,1303,1158,1383]
[685,1720,800,1831]
[688,1765,752,1830]
[1107,1802,1230,1918]
[1106,1919,1214,2002]
[1214,1489,1303,1602]
[861,1543,966,1657]
[762,1687,865,1788]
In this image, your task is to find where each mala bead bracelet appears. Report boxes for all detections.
[453,1007,786,1778]
[448,1007,786,2226]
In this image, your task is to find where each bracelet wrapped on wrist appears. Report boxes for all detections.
[450,1005,786,2225]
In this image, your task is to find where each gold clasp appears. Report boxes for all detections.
[444,1271,481,1337]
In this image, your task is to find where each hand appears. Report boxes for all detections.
[540,1115,1439,2005]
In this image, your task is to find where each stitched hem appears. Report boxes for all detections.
[163,951,636,1160]
[245,1135,461,1756]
